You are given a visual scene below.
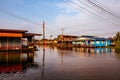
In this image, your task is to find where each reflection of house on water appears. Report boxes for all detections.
[58,48,114,57]
[73,48,113,54]
[0,51,38,73]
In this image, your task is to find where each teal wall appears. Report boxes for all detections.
[93,40,111,47]
[72,40,111,47]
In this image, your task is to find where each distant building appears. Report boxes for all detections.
[73,35,111,47]
[57,35,78,47]
[0,29,41,51]
[58,34,78,41]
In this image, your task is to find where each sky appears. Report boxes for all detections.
[0,0,120,39]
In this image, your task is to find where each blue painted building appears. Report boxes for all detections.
[73,35,111,47]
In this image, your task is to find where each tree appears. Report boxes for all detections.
[114,32,120,48]
[114,32,120,42]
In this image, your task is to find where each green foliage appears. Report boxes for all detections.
[115,47,120,54]
[114,32,120,42]
[114,32,120,48]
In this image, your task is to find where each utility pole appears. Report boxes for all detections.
[61,28,64,47]
[42,21,46,80]
[61,28,64,40]
[43,21,45,45]
[61,28,64,36]
[41,21,46,80]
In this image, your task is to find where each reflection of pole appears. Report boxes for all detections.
[6,52,8,65]
[7,38,8,51]
[42,48,45,80]
[20,51,22,64]
[42,20,46,80]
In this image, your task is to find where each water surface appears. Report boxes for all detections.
[0,46,120,80]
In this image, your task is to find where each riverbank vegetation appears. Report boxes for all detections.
[114,32,120,49]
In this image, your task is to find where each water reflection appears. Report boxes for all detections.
[42,48,45,80]
[1,46,120,80]
[58,47,114,57]
[115,48,120,54]
[74,48,113,54]
[114,48,120,61]
[38,46,120,80]
[0,51,38,74]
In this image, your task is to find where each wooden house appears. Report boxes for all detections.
[73,35,111,47]
[0,29,41,51]
[57,35,78,47]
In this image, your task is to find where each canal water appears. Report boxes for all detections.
[0,46,120,80]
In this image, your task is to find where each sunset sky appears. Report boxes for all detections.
[0,0,120,39]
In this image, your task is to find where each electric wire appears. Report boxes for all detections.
[86,0,120,19]
[78,0,120,24]
[94,0,120,17]
[0,8,40,25]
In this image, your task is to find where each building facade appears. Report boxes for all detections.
[57,35,78,47]
[0,29,41,51]
[73,35,111,47]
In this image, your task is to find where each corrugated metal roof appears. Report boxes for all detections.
[23,33,42,37]
[75,37,95,41]
[0,29,27,33]
[58,35,78,38]
[75,35,107,41]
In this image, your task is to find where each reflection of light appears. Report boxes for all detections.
[28,52,34,58]
[0,65,22,73]
[0,51,35,74]
[58,47,113,58]
[21,53,27,60]
[90,49,94,53]
[96,49,99,53]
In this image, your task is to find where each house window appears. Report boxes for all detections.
[0,41,1,47]
[90,41,94,44]
[96,41,100,44]
[0,38,7,48]
[102,41,105,44]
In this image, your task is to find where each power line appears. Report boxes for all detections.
[45,26,59,36]
[0,8,40,25]
[65,30,118,37]
[45,23,61,32]
[64,21,98,29]
[78,0,120,25]
[86,0,120,19]
[72,0,120,25]
[45,23,62,29]
[94,0,120,17]
[63,0,119,25]
[62,0,105,22]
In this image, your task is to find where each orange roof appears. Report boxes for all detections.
[0,33,22,37]
[0,29,41,38]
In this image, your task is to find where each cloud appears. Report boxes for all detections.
[54,0,120,38]
[0,0,120,39]
[0,17,42,34]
